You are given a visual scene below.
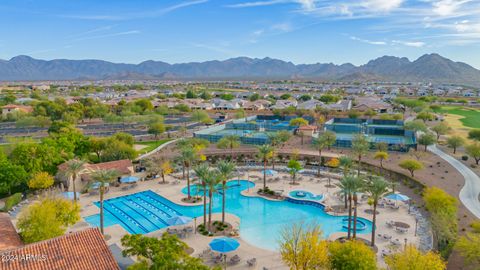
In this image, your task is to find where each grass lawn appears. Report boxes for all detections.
[434,106,480,129]
[135,139,172,155]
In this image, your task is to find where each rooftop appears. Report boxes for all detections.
[0,228,119,270]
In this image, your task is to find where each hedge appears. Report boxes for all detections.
[3,193,22,212]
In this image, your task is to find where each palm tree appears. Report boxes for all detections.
[339,156,353,208]
[350,176,365,239]
[205,170,221,232]
[178,147,197,199]
[257,144,273,190]
[312,137,327,176]
[217,160,236,224]
[60,159,86,202]
[90,169,119,235]
[194,163,210,228]
[351,134,370,176]
[216,135,240,161]
[365,176,389,246]
[267,133,281,169]
[337,175,354,239]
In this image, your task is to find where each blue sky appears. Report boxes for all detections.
[1,0,480,68]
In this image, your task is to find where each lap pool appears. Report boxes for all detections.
[84,180,372,251]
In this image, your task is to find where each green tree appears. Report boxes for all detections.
[249,93,260,101]
[204,169,220,232]
[328,240,377,270]
[148,121,166,139]
[385,245,446,270]
[446,135,465,154]
[121,233,214,270]
[194,163,211,227]
[90,169,119,234]
[216,160,236,224]
[9,142,63,175]
[424,187,458,257]
[466,142,480,164]
[418,132,436,151]
[365,176,389,246]
[216,135,240,160]
[17,197,80,243]
[404,120,427,133]
[257,144,273,190]
[279,222,330,270]
[351,134,370,176]
[177,146,201,199]
[373,151,388,169]
[468,129,480,141]
[287,159,303,185]
[0,155,28,195]
[59,159,86,201]
[191,110,213,125]
[456,233,480,266]
[289,117,309,127]
[416,111,435,122]
[337,175,355,239]
[312,137,328,176]
[431,122,451,140]
[350,176,364,239]
[399,159,423,177]
[28,171,54,190]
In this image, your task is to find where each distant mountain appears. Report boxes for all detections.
[0,54,479,86]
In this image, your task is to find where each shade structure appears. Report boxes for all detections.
[261,169,278,176]
[166,215,193,226]
[120,176,139,183]
[91,182,110,190]
[385,193,410,201]
[209,237,240,253]
[62,192,80,200]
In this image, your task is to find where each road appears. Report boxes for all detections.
[428,144,480,219]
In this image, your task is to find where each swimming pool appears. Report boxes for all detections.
[85,180,372,251]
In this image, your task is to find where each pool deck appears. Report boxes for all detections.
[58,168,422,269]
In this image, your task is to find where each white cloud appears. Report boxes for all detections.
[226,0,289,8]
[360,0,404,12]
[271,22,293,32]
[63,0,208,20]
[350,36,387,45]
[298,0,316,11]
[431,0,472,16]
[72,30,140,41]
[392,40,426,47]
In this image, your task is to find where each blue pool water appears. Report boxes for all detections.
[85,180,372,251]
[289,190,324,201]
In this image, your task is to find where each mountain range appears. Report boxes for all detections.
[0,54,479,86]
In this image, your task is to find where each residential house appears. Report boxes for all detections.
[1,104,33,117]
[354,97,392,113]
[270,100,298,110]
[326,100,352,112]
[0,226,120,270]
[297,99,324,110]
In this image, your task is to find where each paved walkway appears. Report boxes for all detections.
[136,139,179,160]
[428,144,480,219]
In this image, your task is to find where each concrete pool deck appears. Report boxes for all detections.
[65,167,423,269]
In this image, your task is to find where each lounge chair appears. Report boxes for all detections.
[383,234,392,240]
[386,220,395,227]
[247,258,257,267]
[229,255,241,265]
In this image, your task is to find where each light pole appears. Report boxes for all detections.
[414,217,418,236]
[404,238,408,250]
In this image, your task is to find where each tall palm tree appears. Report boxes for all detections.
[178,147,197,199]
[312,137,327,176]
[217,160,236,224]
[337,175,354,239]
[193,163,210,227]
[205,170,221,232]
[267,133,281,169]
[365,176,389,246]
[90,169,119,235]
[339,156,353,208]
[350,176,365,239]
[257,144,273,190]
[61,159,86,202]
[351,134,370,176]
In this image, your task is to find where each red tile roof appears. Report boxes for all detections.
[0,213,23,251]
[0,228,120,270]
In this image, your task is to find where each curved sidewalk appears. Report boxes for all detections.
[428,144,480,219]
